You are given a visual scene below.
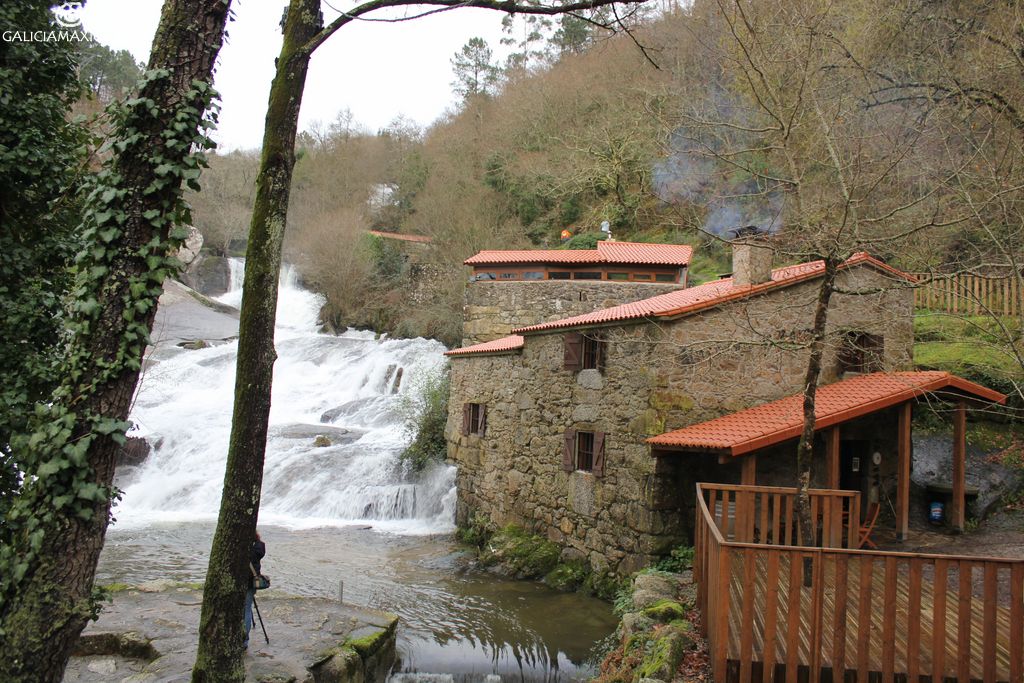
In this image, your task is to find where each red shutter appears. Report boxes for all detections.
[593,431,606,477]
[479,404,487,435]
[564,333,583,371]
[462,404,471,435]
[562,428,576,472]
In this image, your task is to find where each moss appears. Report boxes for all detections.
[649,390,695,413]
[343,628,391,658]
[636,624,694,679]
[586,571,628,602]
[480,525,561,579]
[456,512,493,549]
[97,582,132,594]
[642,599,686,623]
[544,559,589,592]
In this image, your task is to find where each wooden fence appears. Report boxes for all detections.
[694,483,1024,683]
[913,273,1023,316]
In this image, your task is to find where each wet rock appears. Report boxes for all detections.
[74,632,159,661]
[177,339,209,350]
[275,424,365,444]
[117,438,152,468]
[314,435,332,447]
[320,400,364,423]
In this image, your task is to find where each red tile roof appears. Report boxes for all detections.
[464,241,693,267]
[647,371,1006,456]
[368,230,431,243]
[445,335,524,357]
[514,252,913,334]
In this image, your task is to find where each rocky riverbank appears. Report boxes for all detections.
[63,583,397,683]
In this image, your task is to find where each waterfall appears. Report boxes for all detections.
[118,258,454,534]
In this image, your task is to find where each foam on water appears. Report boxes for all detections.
[117,259,453,534]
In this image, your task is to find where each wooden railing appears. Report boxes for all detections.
[694,483,1024,683]
[913,273,1023,316]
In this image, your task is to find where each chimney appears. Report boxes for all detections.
[730,226,773,286]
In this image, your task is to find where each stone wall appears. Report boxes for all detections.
[448,265,915,575]
[462,280,683,345]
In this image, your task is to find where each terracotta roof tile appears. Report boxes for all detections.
[647,371,1006,455]
[514,252,913,334]
[445,335,524,357]
[464,241,693,267]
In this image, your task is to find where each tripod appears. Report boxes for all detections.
[252,595,269,644]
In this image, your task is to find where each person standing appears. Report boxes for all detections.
[244,531,266,649]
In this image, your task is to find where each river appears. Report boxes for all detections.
[98,261,616,680]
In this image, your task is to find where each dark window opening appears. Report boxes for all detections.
[499,272,517,280]
[576,431,595,472]
[562,428,606,476]
[582,335,605,370]
[838,332,884,374]
[474,272,496,281]
[523,271,544,280]
[550,271,571,280]
[631,273,653,281]
[607,272,629,281]
[655,273,676,283]
[573,271,602,280]
[565,332,606,372]
[461,402,487,436]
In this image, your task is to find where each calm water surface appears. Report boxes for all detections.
[97,522,617,680]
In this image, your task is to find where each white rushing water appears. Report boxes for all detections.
[117,259,454,534]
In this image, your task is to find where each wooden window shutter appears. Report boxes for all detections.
[562,428,576,472]
[593,431,606,477]
[461,403,471,435]
[564,332,583,371]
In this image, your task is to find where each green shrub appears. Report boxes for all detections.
[654,545,695,573]
[544,559,589,591]
[399,369,450,472]
[456,512,493,549]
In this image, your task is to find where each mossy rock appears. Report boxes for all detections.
[313,434,332,447]
[482,525,561,579]
[641,599,686,623]
[545,559,589,592]
[344,627,391,658]
[636,623,695,680]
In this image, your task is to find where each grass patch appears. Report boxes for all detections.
[913,313,1022,399]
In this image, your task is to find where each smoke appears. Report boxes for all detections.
[653,98,785,236]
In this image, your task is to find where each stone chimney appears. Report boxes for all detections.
[730,226,773,286]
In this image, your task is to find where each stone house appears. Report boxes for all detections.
[460,241,692,346]
[444,240,1004,574]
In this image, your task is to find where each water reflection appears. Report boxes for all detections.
[97,522,616,680]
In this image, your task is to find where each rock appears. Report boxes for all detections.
[180,253,232,297]
[637,623,694,680]
[117,437,152,468]
[177,339,209,350]
[313,435,332,447]
[620,611,654,640]
[320,400,365,423]
[274,424,365,444]
[631,572,678,610]
[913,433,1024,518]
[86,658,117,675]
[641,599,686,623]
[173,225,203,266]
[74,632,159,661]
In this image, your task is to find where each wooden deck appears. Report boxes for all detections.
[726,551,1019,682]
[694,484,1024,683]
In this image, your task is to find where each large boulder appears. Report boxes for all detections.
[180,252,232,297]
[173,225,203,267]
[913,433,1024,518]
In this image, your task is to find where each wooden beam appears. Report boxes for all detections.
[952,400,967,532]
[896,401,912,541]
[741,454,757,485]
[826,426,841,489]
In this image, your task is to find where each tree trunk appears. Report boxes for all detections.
[794,257,839,584]
[0,1,231,681]
[190,1,321,680]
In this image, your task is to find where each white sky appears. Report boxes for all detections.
[79,0,511,151]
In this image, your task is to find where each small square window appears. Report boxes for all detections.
[607,272,629,281]
[573,271,602,280]
[655,273,676,283]
[631,273,653,281]
[550,271,571,280]
[838,332,884,374]
[523,271,544,280]
[499,272,518,280]
[581,335,605,370]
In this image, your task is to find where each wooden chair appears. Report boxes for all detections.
[858,503,880,549]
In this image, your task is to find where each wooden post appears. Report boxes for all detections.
[741,454,757,485]
[826,426,841,489]
[952,400,967,532]
[896,401,912,541]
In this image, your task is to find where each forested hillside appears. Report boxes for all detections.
[188,0,1023,388]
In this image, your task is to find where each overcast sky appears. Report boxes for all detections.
[79,0,511,151]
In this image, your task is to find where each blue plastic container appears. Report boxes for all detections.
[929,501,944,524]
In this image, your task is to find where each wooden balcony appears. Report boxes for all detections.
[694,483,1024,683]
